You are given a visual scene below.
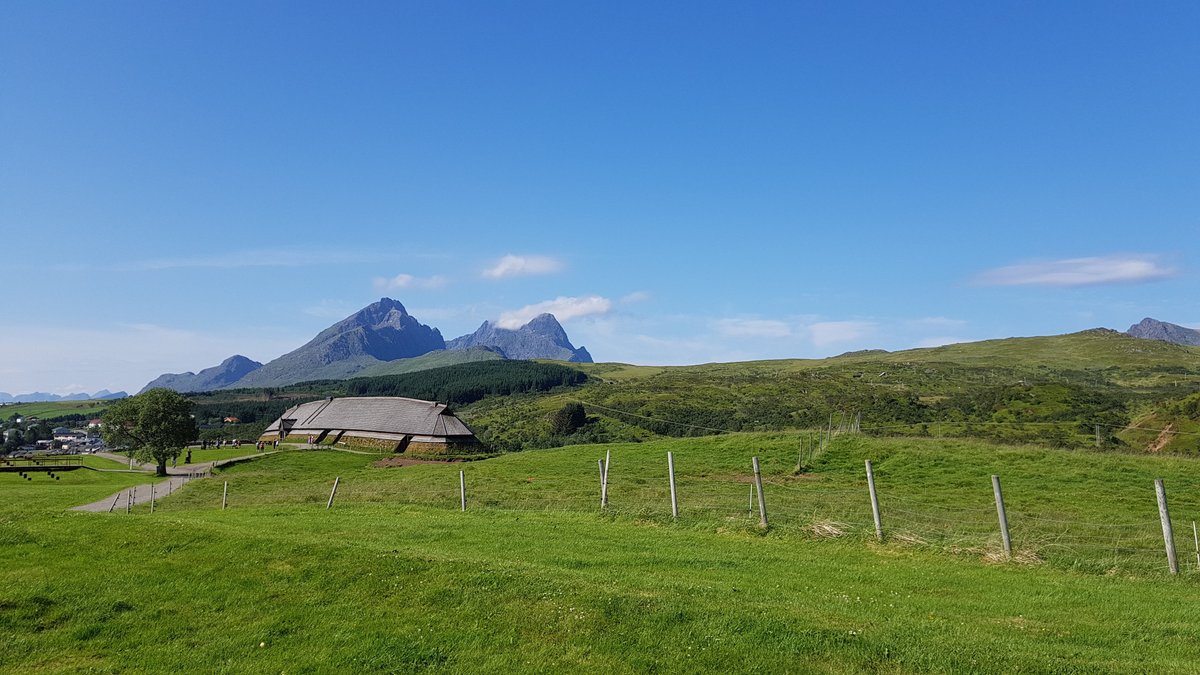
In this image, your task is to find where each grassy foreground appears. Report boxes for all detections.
[3,436,1200,673]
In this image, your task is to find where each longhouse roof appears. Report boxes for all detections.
[265,396,474,438]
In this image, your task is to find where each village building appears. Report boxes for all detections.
[52,427,87,443]
[262,396,482,457]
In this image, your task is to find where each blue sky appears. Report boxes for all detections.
[1,1,1197,395]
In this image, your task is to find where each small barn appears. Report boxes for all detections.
[261,396,481,457]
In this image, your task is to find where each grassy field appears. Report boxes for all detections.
[3,434,1200,672]
[184,446,276,464]
[157,434,1200,576]
[0,400,112,421]
[37,454,139,471]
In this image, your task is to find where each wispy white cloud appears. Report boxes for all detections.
[620,291,652,305]
[714,318,792,338]
[915,336,965,348]
[121,249,408,272]
[907,317,967,329]
[975,255,1175,287]
[482,254,563,279]
[808,321,876,348]
[371,273,448,291]
[497,295,612,329]
[303,300,361,319]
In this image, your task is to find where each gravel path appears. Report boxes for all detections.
[72,451,277,512]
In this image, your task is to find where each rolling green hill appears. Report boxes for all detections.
[460,330,1200,452]
[181,330,1200,454]
[0,400,113,422]
[353,346,505,378]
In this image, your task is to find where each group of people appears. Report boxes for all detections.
[197,438,280,453]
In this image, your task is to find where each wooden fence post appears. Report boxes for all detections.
[150,483,155,514]
[598,459,606,509]
[601,451,610,509]
[460,470,467,512]
[865,459,883,542]
[667,452,678,519]
[991,475,1011,560]
[126,489,132,514]
[752,456,768,529]
[109,492,120,513]
[1155,479,1179,575]
[327,476,340,510]
[222,481,228,510]
[1193,520,1199,570]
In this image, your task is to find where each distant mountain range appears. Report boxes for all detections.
[0,390,127,404]
[1126,318,1200,346]
[139,298,594,393]
[139,355,264,394]
[117,310,1200,398]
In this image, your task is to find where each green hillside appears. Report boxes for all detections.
[179,330,1200,454]
[354,346,505,378]
[1118,391,1200,454]
[460,331,1200,452]
[0,400,113,422]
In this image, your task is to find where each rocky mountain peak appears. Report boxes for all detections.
[523,313,571,344]
[1126,318,1200,346]
[447,313,592,362]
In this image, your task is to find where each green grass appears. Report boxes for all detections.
[1,400,112,420]
[37,454,139,470]
[160,434,1200,576]
[184,446,274,464]
[4,434,1200,672]
[186,330,1200,454]
[354,346,505,378]
[0,465,150,513]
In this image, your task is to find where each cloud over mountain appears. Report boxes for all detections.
[497,296,611,329]
[483,254,563,279]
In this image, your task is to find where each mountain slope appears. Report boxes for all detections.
[140,355,264,393]
[353,346,506,378]
[447,314,593,362]
[227,298,445,388]
[462,329,1200,451]
[1127,318,1200,346]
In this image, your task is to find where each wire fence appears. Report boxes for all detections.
[148,450,1200,579]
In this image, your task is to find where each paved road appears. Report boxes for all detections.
[73,451,277,512]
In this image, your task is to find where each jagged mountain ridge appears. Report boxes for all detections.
[1126,318,1200,346]
[135,299,594,392]
[138,355,264,394]
[226,298,446,389]
[446,313,593,363]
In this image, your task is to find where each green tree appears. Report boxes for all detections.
[102,389,197,476]
[550,402,587,435]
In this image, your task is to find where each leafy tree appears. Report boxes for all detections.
[550,402,587,435]
[102,389,197,476]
